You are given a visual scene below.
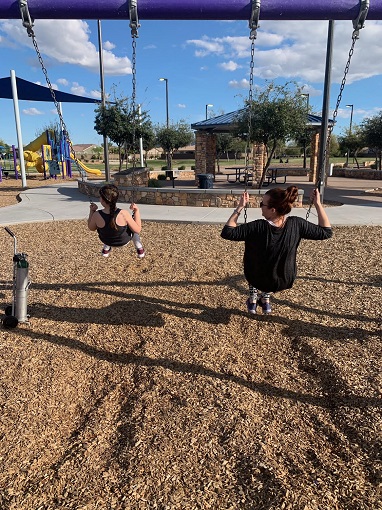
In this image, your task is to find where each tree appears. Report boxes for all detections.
[35,121,61,142]
[236,81,308,187]
[92,146,103,160]
[155,121,194,170]
[337,126,364,168]
[94,97,153,170]
[215,133,234,172]
[0,139,11,152]
[360,113,382,170]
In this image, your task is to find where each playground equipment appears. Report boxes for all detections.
[2,227,31,329]
[17,130,102,178]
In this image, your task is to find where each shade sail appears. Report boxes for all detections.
[0,76,100,103]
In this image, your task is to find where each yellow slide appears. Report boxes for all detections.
[21,133,51,173]
[24,132,50,152]
[70,155,102,176]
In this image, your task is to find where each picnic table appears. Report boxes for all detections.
[225,166,254,184]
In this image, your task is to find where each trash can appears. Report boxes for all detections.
[197,173,214,189]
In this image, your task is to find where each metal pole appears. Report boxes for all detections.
[10,70,27,188]
[317,20,334,202]
[138,104,144,167]
[205,103,213,120]
[345,104,353,166]
[97,20,110,181]
[165,79,169,127]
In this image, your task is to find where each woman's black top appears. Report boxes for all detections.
[97,209,133,246]
[221,216,332,292]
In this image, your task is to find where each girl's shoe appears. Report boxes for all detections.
[102,246,111,258]
[136,247,145,259]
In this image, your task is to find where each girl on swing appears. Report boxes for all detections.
[88,184,145,259]
[221,186,332,315]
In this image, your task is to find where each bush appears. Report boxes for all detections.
[178,165,186,170]
[148,178,160,187]
[157,174,166,180]
[191,165,195,170]
[161,166,168,170]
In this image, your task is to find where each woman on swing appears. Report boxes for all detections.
[221,186,332,314]
[88,184,145,259]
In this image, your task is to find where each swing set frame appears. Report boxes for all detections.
[16,0,370,218]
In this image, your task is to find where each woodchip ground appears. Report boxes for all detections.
[0,177,381,509]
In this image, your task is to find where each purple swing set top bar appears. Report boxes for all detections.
[0,0,381,21]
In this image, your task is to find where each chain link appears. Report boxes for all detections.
[306,33,358,221]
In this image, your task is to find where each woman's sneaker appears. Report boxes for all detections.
[246,298,257,315]
[257,295,272,314]
[102,246,111,258]
[136,247,145,259]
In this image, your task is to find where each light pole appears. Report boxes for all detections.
[345,104,353,166]
[159,78,169,127]
[301,93,309,169]
[205,103,213,120]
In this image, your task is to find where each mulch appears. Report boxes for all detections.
[0,177,381,509]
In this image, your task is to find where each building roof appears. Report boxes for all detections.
[72,144,98,153]
[191,109,333,133]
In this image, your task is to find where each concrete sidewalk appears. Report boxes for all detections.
[0,180,380,227]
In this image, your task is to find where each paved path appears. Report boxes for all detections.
[0,179,380,227]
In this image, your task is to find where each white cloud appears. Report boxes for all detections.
[186,20,382,85]
[229,79,249,89]
[23,108,44,116]
[219,60,242,71]
[0,19,132,75]
[57,78,69,86]
[177,104,186,108]
[90,90,102,99]
[186,36,225,57]
[71,82,86,96]
[103,41,115,51]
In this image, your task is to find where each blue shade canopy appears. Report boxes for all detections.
[0,76,100,103]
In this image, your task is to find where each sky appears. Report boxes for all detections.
[1,16,382,148]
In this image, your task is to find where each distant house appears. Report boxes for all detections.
[72,144,98,158]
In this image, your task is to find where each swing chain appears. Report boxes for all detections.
[18,0,92,200]
[244,0,260,223]
[130,37,139,204]
[129,1,140,206]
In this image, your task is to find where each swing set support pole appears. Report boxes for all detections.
[317,19,334,203]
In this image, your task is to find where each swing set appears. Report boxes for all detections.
[4,0,372,217]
